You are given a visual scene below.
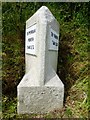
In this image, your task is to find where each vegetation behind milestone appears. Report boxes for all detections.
[2,2,89,119]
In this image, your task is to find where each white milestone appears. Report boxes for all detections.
[17,6,64,114]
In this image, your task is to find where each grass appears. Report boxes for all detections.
[2,3,89,119]
[2,33,88,119]
[2,76,88,119]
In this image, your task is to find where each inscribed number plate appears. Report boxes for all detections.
[49,28,59,51]
[26,24,36,55]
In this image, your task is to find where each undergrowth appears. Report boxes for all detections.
[2,2,89,119]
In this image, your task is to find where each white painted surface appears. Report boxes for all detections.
[26,24,36,55]
[49,28,59,51]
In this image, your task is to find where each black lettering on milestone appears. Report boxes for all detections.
[56,43,58,46]
[52,40,55,45]
[30,46,32,49]
[27,29,36,35]
[29,29,36,34]
[27,46,30,49]
[54,34,58,40]
[52,40,58,46]
[27,45,34,49]
[30,45,34,49]
[28,37,34,42]
[32,45,34,49]
[51,32,53,37]
[53,42,55,45]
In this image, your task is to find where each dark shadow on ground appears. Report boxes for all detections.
[57,32,78,103]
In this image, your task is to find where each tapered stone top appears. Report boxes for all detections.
[26,6,59,29]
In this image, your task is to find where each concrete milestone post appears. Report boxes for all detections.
[17,6,64,114]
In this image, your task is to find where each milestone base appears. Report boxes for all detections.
[17,86,64,114]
